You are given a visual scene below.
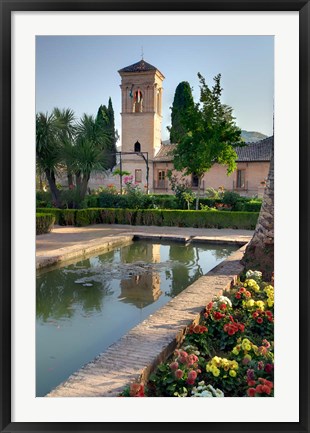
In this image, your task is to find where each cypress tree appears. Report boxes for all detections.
[168,81,195,144]
[95,98,118,169]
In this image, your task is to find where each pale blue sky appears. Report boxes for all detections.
[36,35,274,142]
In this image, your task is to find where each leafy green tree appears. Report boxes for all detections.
[168,81,195,144]
[173,73,243,209]
[96,98,118,169]
[36,112,61,207]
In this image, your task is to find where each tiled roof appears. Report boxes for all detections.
[154,136,273,162]
[154,144,176,161]
[235,136,273,162]
[118,59,158,73]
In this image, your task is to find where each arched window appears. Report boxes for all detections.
[134,141,141,152]
[133,89,143,113]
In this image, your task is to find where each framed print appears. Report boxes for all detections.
[1,0,309,432]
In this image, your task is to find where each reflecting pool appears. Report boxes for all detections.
[36,240,237,396]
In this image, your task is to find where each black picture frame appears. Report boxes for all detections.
[1,1,309,432]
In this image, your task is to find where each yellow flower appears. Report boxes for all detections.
[244,344,252,351]
[241,338,251,350]
[232,347,239,356]
[229,370,237,377]
[255,300,265,310]
[212,367,220,377]
[244,354,252,361]
[267,299,274,307]
[230,360,239,370]
[246,300,255,308]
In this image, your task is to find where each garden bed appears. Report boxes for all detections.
[123,270,274,398]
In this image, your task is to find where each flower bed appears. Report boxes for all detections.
[122,270,274,398]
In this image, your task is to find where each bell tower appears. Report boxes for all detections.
[118,59,164,192]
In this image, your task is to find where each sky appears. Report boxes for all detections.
[36,35,274,143]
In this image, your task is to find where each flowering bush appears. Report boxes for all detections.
[191,381,224,397]
[148,346,202,397]
[123,270,274,397]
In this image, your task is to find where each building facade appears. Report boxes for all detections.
[84,59,273,198]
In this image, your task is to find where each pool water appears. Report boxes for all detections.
[36,240,237,396]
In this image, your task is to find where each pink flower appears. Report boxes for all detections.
[175,369,184,379]
[187,370,197,381]
[169,361,179,371]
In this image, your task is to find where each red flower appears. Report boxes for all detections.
[258,346,268,355]
[219,303,227,310]
[252,312,259,319]
[255,384,263,394]
[239,287,246,293]
[130,383,144,397]
[264,363,274,373]
[262,385,272,395]
[238,323,245,332]
[214,311,225,320]
[207,302,213,310]
[245,291,251,298]
[247,388,256,397]
[235,293,241,299]
[247,380,256,387]
[256,317,263,324]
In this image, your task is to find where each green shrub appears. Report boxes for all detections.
[243,200,262,212]
[141,209,163,226]
[222,191,241,209]
[115,208,136,225]
[36,191,53,208]
[59,189,83,209]
[82,194,100,208]
[59,209,76,225]
[36,213,55,235]
[162,210,258,229]
[100,208,117,224]
[36,208,259,230]
[36,208,62,224]
[76,208,101,226]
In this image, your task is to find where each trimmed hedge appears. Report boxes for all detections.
[36,213,55,235]
[37,207,259,230]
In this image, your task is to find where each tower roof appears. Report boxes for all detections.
[118,59,163,76]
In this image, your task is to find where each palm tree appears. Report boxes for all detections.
[241,137,274,280]
[36,112,61,207]
[70,114,109,200]
[53,108,76,187]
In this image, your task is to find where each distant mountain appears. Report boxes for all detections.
[162,131,268,146]
[241,130,268,143]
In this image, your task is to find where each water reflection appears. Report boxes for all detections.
[36,241,237,396]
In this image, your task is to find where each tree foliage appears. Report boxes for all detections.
[172,73,244,209]
[36,103,114,205]
[96,97,118,169]
[168,81,195,144]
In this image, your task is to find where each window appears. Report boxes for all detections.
[133,89,143,112]
[192,173,199,188]
[134,141,141,152]
[135,169,142,183]
[236,169,245,189]
[158,170,165,188]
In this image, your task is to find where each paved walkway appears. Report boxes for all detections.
[36,224,253,270]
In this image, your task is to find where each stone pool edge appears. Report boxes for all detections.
[46,243,246,397]
[36,231,246,270]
